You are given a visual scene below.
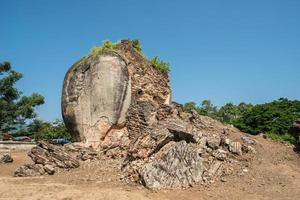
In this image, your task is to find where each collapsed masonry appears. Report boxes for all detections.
[15,40,257,189]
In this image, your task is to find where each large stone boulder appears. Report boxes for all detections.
[140,141,204,189]
[62,42,171,149]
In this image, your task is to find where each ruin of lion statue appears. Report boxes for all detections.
[15,40,256,190]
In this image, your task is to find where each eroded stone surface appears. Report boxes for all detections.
[14,141,101,177]
[140,141,203,189]
[62,52,131,148]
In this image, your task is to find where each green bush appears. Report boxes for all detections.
[77,39,170,74]
[150,56,170,74]
[27,119,71,141]
[89,40,117,55]
[128,39,142,53]
[183,100,218,119]
[265,132,296,143]
[232,98,300,136]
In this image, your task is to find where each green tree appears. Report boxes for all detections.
[0,62,44,131]
[217,103,238,123]
[217,102,253,124]
[183,98,298,143]
[150,56,170,74]
[198,100,218,118]
[27,119,71,140]
[232,98,300,142]
[183,101,198,113]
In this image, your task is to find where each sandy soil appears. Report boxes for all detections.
[0,136,299,200]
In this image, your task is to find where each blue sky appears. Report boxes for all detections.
[1,0,299,121]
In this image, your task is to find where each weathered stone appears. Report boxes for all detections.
[224,138,231,146]
[62,41,171,149]
[78,147,99,161]
[207,136,221,149]
[241,136,256,145]
[28,141,80,168]
[14,141,106,177]
[14,164,45,177]
[229,142,243,155]
[62,52,132,148]
[0,154,13,163]
[140,141,203,189]
[247,146,257,154]
[212,149,228,161]
[203,160,222,182]
[44,164,55,175]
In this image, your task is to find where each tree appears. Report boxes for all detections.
[232,98,300,142]
[217,102,253,124]
[183,101,197,113]
[183,100,218,119]
[198,100,218,118]
[0,62,44,131]
[217,103,238,123]
[27,119,71,141]
[183,98,299,143]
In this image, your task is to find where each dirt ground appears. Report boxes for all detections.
[0,136,299,200]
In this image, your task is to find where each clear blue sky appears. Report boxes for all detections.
[1,0,299,121]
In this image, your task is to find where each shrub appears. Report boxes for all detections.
[150,56,170,74]
[89,40,117,55]
[233,98,300,135]
[77,39,170,74]
[128,39,142,53]
[27,119,72,141]
[265,132,296,143]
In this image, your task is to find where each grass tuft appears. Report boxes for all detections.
[75,39,170,74]
[265,132,296,143]
[150,56,170,74]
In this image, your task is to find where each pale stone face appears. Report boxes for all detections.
[62,52,131,148]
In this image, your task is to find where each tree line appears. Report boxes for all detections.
[183,98,300,143]
[0,62,71,141]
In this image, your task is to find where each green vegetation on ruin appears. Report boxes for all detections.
[76,39,170,74]
[150,56,170,74]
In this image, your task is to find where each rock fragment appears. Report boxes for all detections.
[28,141,80,168]
[0,154,13,164]
[14,164,45,177]
[207,136,221,149]
[44,164,55,175]
[212,149,228,161]
[140,141,203,189]
[229,142,243,155]
[241,136,256,145]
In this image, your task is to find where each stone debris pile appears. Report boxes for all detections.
[14,141,99,177]
[16,40,258,189]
